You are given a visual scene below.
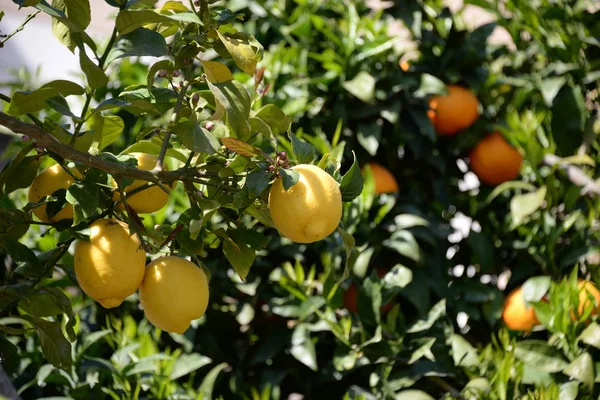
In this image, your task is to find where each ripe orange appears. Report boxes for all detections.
[428,85,480,136]
[469,132,523,186]
[344,269,393,314]
[364,162,399,195]
[502,286,539,331]
[399,60,410,72]
[574,279,600,320]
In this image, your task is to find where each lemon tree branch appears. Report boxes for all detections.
[0,111,212,186]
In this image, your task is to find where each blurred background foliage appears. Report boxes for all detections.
[2,0,600,399]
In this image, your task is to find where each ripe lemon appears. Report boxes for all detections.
[470,132,523,186]
[502,286,539,331]
[139,256,210,334]
[428,85,480,136]
[574,279,600,320]
[112,152,171,214]
[268,164,342,243]
[364,162,399,195]
[28,164,80,222]
[74,218,146,308]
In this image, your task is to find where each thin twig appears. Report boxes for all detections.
[0,11,40,47]
[0,111,205,186]
[155,79,190,172]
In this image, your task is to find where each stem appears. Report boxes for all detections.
[72,23,120,140]
[0,11,40,46]
[154,79,189,172]
[30,239,74,288]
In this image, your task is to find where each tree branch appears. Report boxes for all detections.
[0,112,208,185]
[542,154,600,196]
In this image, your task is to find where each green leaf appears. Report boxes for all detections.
[106,27,168,65]
[414,74,447,98]
[0,209,30,242]
[579,322,600,349]
[339,152,363,202]
[559,382,579,400]
[395,390,434,400]
[336,225,356,282]
[253,104,292,136]
[246,170,271,198]
[55,0,90,30]
[1,239,40,270]
[90,114,124,152]
[79,47,108,89]
[407,299,446,333]
[484,180,538,205]
[19,287,74,330]
[289,131,315,164]
[564,352,594,391]
[92,98,158,115]
[451,334,479,367]
[384,264,413,289]
[170,354,212,380]
[290,324,317,371]
[551,85,585,156]
[357,121,381,156]
[540,77,567,106]
[510,186,547,228]
[515,340,569,373]
[170,114,219,155]
[221,229,268,280]
[342,71,375,103]
[0,336,20,375]
[279,168,299,191]
[7,80,85,116]
[66,181,100,225]
[46,96,80,119]
[21,315,72,370]
[116,9,173,35]
[198,362,228,400]
[4,156,41,195]
[521,276,551,302]
[216,31,263,76]
[208,80,251,141]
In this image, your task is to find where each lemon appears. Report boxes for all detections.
[268,164,342,243]
[112,152,171,214]
[139,256,210,334]
[28,163,80,222]
[74,218,146,308]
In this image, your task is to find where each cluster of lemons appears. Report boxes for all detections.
[27,153,209,334]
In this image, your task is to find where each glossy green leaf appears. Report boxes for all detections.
[510,186,547,228]
[564,352,594,391]
[342,71,375,103]
[515,340,568,373]
[171,114,219,155]
[79,48,108,89]
[289,131,315,165]
[90,114,124,152]
[208,80,251,141]
[21,315,72,370]
[339,152,363,202]
[7,80,85,116]
[170,354,212,380]
[106,27,168,65]
[290,324,317,371]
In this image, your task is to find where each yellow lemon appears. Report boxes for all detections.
[112,152,171,214]
[74,218,146,308]
[28,164,80,222]
[139,256,210,334]
[268,164,342,243]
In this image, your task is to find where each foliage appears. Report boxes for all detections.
[0,0,599,399]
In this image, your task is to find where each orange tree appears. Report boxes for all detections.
[1,0,600,399]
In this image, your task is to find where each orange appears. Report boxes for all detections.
[364,162,399,195]
[573,279,600,320]
[344,269,393,314]
[428,85,479,136]
[399,60,410,72]
[469,132,523,186]
[502,286,539,331]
